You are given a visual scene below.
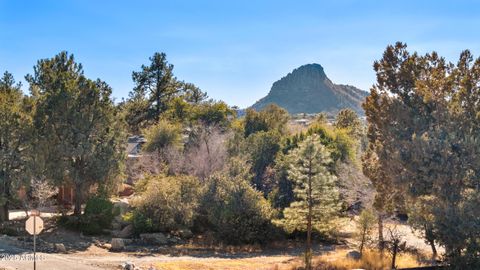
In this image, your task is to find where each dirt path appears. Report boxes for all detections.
[0,249,300,270]
[0,240,304,270]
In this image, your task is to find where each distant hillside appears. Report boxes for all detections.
[251,64,368,115]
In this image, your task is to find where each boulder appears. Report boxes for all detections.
[346,250,361,260]
[140,233,168,245]
[54,243,67,253]
[111,221,122,231]
[114,216,130,227]
[121,261,136,270]
[113,200,130,215]
[177,229,193,239]
[118,224,134,238]
[111,199,131,226]
[167,236,179,244]
[93,239,109,249]
[111,238,125,251]
[111,230,121,237]
[119,184,135,197]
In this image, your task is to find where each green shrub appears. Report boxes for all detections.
[283,123,357,165]
[57,215,82,231]
[80,215,104,235]
[131,174,202,233]
[123,210,155,234]
[84,196,116,228]
[0,226,19,236]
[58,196,116,235]
[142,119,183,153]
[201,158,278,244]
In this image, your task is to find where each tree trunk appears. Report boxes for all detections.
[0,173,11,222]
[204,135,212,178]
[305,161,313,270]
[73,183,83,216]
[391,241,398,269]
[155,70,162,120]
[156,94,161,120]
[378,214,384,253]
[444,245,453,261]
[0,202,9,222]
[424,226,437,260]
[429,239,437,261]
[360,227,366,256]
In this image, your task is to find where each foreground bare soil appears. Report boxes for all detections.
[0,215,439,270]
[0,244,428,270]
[0,241,313,270]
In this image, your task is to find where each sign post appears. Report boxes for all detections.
[25,210,43,270]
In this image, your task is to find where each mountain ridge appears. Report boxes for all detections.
[250,64,368,115]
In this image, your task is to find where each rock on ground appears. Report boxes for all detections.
[121,261,136,270]
[55,243,67,253]
[177,229,193,239]
[346,250,361,260]
[110,238,125,251]
[140,233,168,245]
[118,224,134,238]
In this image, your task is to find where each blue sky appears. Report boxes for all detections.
[1,0,480,107]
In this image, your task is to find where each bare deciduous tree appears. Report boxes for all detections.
[126,125,229,185]
[125,152,167,184]
[24,177,58,210]
[182,126,229,180]
[337,161,374,212]
[385,225,406,269]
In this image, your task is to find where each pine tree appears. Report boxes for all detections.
[27,52,125,216]
[281,134,340,270]
[356,208,377,256]
[334,109,361,133]
[363,42,480,266]
[362,144,398,252]
[182,82,207,104]
[131,52,179,125]
[0,72,31,221]
[124,54,207,132]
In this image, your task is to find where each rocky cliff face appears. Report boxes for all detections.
[251,64,368,114]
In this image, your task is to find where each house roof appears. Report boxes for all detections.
[127,135,147,157]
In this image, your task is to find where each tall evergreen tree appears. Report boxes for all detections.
[119,92,150,134]
[182,82,207,104]
[334,108,361,130]
[247,130,281,194]
[0,72,31,221]
[281,134,340,270]
[243,104,289,137]
[131,52,179,125]
[27,52,125,216]
[364,42,480,267]
[362,145,399,251]
[124,55,207,133]
[334,108,363,140]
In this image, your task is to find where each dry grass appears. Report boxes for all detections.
[292,249,423,270]
[149,249,423,270]
[153,257,297,270]
[154,260,266,270]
